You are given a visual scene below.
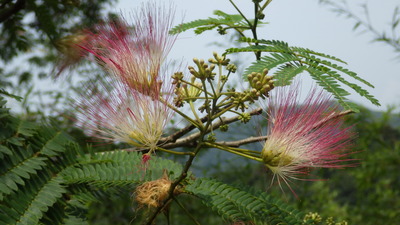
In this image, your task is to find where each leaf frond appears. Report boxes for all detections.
[170,10,245,34]
[62,151,183,187]
[185,178,305,224]
[229,40,379,109]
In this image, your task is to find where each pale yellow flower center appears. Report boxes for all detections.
[261,140,294,167]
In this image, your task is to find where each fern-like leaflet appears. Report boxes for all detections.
[224,38,380,111]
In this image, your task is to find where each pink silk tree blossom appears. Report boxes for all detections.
[77,2,176,97]
[75,78,174,152]
[53,32,90,77]
[72,2,177,153]
[261,84,356,193]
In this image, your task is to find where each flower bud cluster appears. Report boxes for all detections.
[198,100,211,113]
[182,81,203,99]
[188,58,216,80]
[247,69,274,99]
[172,70,204,107]
[171,72,184,86]
[208,52,230,66]
[303,212,322,223]
[238,112,251,123]
[217,25,227,35]
[226,64,237,73]
[219,124,229,132]
[172,72,185,107]
[173,75,203,107]
[230,90,256,111]
[207,133,216,142]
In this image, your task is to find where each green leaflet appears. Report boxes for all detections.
[62,150,183,187]
[0,97,184,224]
[35,129,72,157]
[170,10,248,35]
[185,178,305,224]
[0,114,50,201]
[0,89,23,102]
[233,37,347,63]
[0,99,74,223]
[0,170,66,225]
[168,8,377,111]
[0,145,12,158]
[0,156,47,200]
[14,119,37,137]
[244,53,300,76]
[274,65,307,86]
[63,215,89,225]
[299,52,374,88]
[306,67,360,112]
[225,39,379,111]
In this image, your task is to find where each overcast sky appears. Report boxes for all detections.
[116,0,400,112]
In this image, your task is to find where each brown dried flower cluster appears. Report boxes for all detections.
[135,172,180,208]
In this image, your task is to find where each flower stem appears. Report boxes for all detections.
[212,104,236,120]
[173,196,201,225]
[156,146,195,156]
[189,100,204,128]
[204,142,263,162]
[160,96,203,131]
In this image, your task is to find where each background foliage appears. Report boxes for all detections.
[0,0,115,117]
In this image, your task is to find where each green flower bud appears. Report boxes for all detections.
[238,112,251,123]
[207,133,216,142]
[226,64,237,73]
[219,124,229,132]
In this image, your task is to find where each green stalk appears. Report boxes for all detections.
[204,142,263,162]
[156,146,195,156]
[160,97,203,131]
[173,196,202,225]
[181,79,213,96]
[211,104,236,120]
[189,100,203,127]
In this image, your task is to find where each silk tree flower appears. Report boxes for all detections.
[75,78,174,152]
[53,20,130,77]
[77,2,176,97]
[53,32,90,77]
[261,84,356,192]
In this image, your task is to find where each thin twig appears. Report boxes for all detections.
[216,135,268,147]
[159,114,209,143]
[312,110,353,130]
[160,107,263,149]
[144,130,208,224]
[173,196,202,225]
[228,0,252,28]
[204,142,263,162]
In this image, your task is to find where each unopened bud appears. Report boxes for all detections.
[226,64,237,73]
[219,124,229,132]
[238,112,251,123]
